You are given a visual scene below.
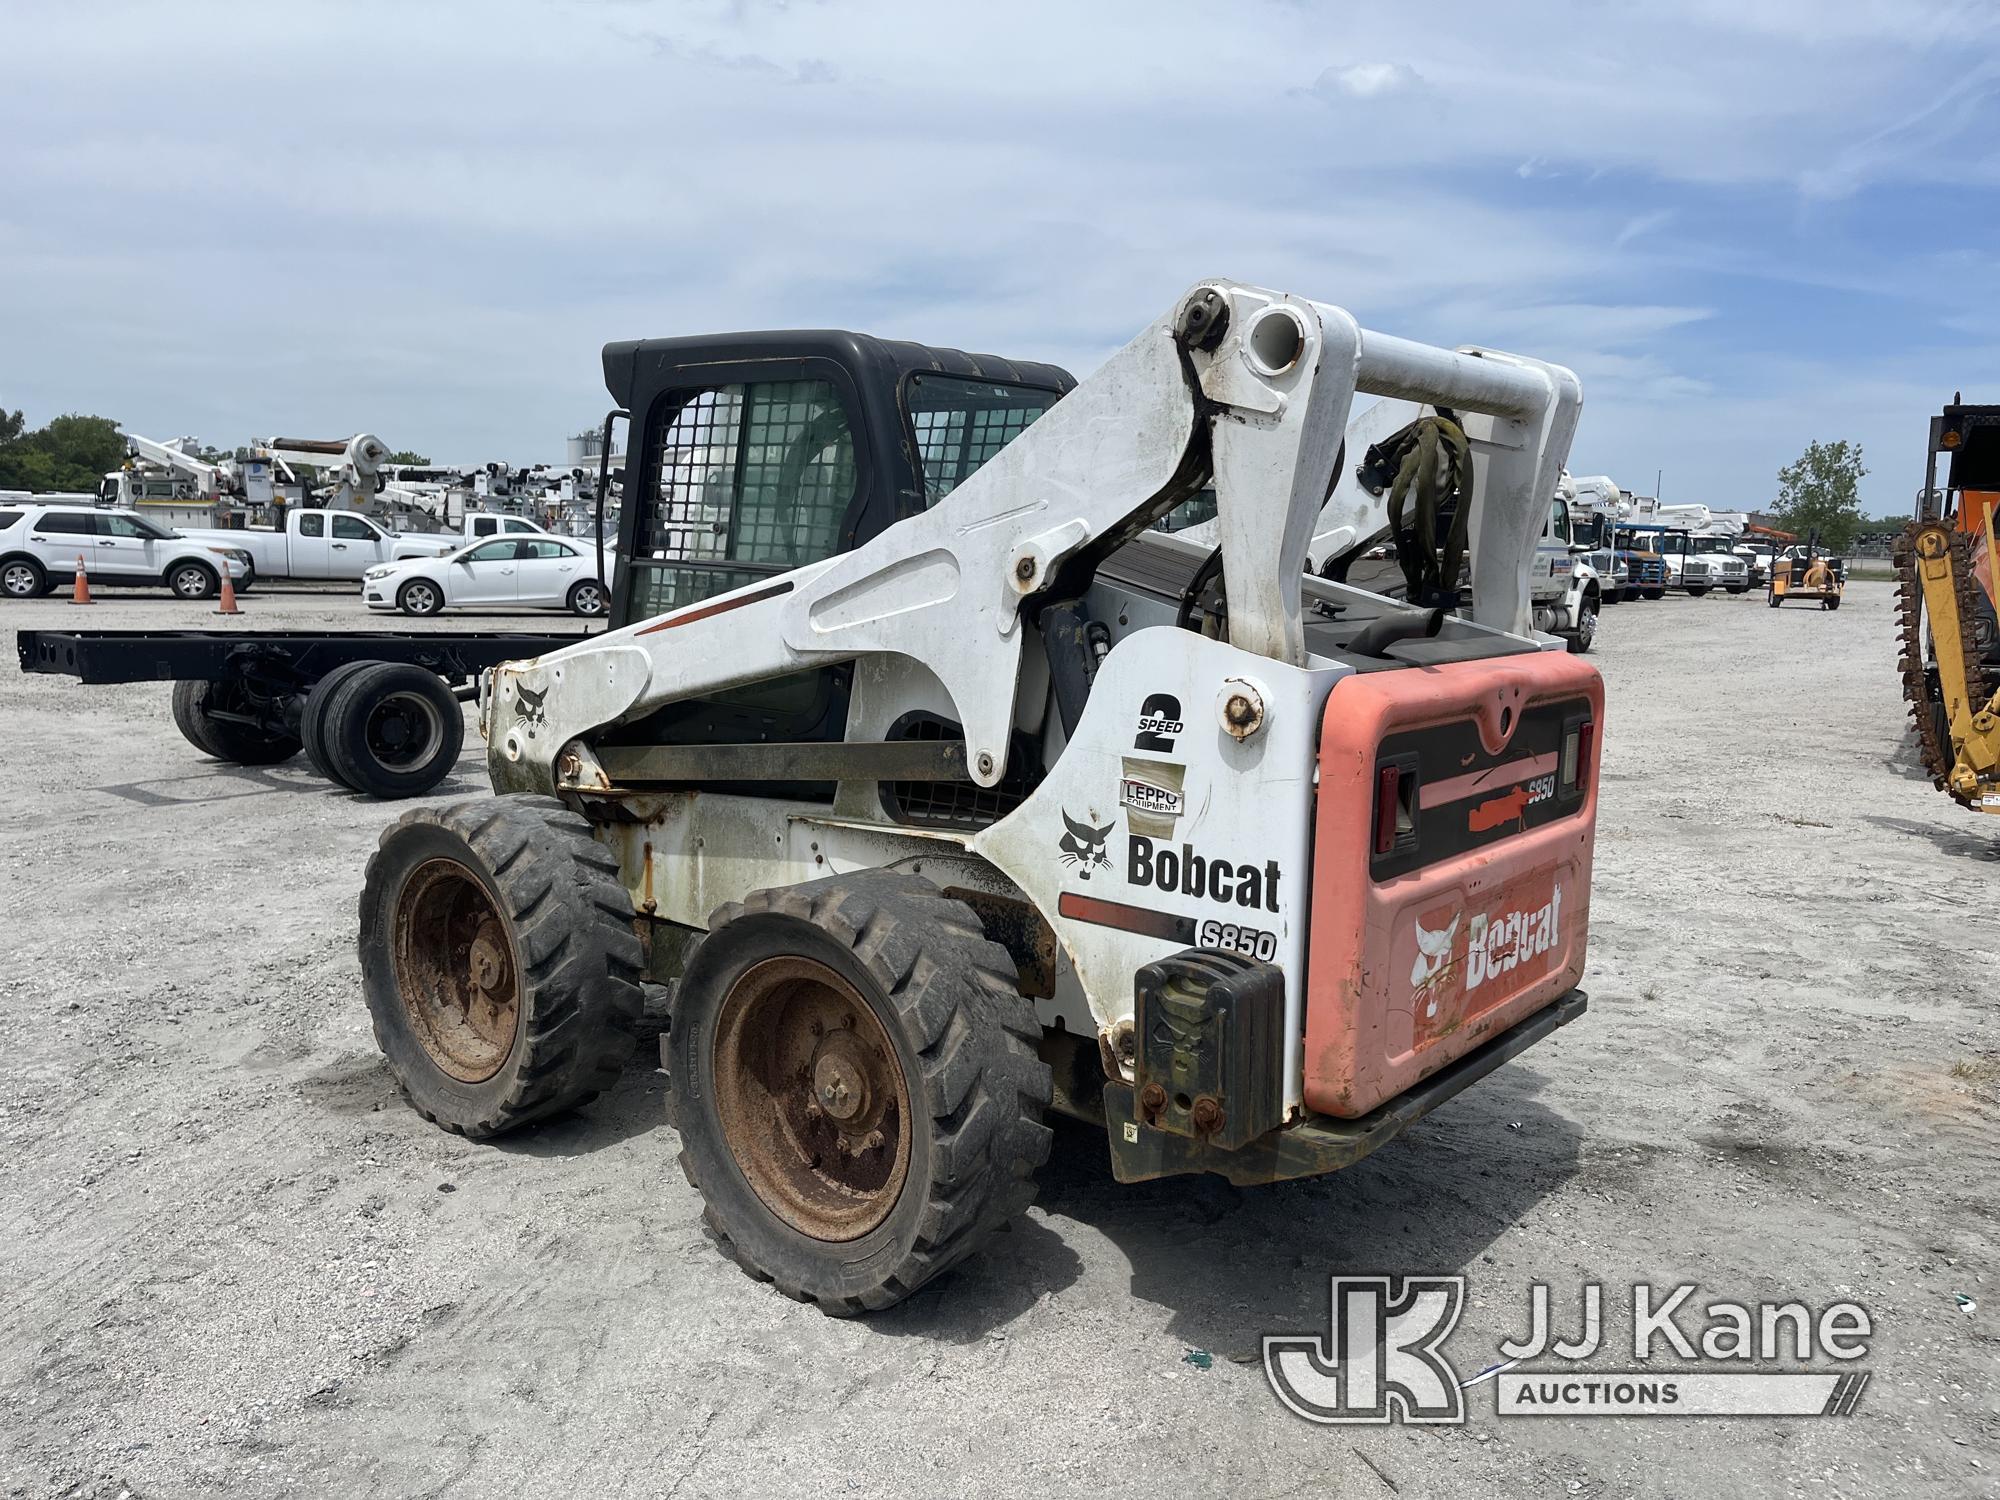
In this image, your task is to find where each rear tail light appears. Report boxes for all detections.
[1562,717,1596,794]
[1372,759,1418,857]
[1373,764,1400,855]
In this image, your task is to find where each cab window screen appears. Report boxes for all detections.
[298,513,325,538]
[905,375,1060,504]
[630,379,856,620]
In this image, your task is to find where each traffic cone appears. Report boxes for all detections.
[70,555,93,605]
[214,568,243,616]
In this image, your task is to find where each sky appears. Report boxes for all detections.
[5,0,1999,516]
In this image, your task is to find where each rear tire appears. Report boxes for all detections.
[358,795,643,1137]
[1768,593,1782,608]
[169,678,302,764]
[1825,595,1841,611]
[321,662,464,799]
[667,871,1053,1314]
[301,660,381,787]
[1,558,47,599]
[567,580,607,617]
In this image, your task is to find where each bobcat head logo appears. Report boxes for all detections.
[1058,810,1113,878]
[1410,912,1460,1016]
[514,680,549,738]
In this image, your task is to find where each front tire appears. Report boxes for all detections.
[359,796,644,1137]
[668,872,1053,1314]
[1,558,47,599]
[169,561,220,601]
[1565,601,1598,654]
[1642,587,1664,600]
[1686,586,1710,598]
[398,579,445,616]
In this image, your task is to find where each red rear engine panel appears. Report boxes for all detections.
[1306,652,1602,1118]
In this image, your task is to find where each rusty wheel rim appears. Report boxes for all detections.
[712,956,912,1242]
[394,858,520,1083]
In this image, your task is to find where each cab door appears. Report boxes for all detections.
[328,512,391,577]
[97,512,168,577]
[446,538,521,605]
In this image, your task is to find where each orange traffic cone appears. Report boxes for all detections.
[70,555,93,605]
[214,568,242,616]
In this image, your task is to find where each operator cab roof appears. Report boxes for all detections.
[601,330,1075,410]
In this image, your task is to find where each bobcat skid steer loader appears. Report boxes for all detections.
[356,280,1601,1313]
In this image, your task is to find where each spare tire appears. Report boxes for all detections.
[320,662,464,799]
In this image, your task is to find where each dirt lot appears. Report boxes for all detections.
[1,580,1995,1499]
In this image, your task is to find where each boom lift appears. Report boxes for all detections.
[1896,395,2000,811]
[356,281,1602,1312]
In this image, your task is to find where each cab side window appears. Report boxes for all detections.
[332,515,377,540]
[297,513,325,539]
[630,379,856,618]
[35,512,95,534]
[463,539,517,563]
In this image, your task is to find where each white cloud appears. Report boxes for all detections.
[1316,61,1423,99]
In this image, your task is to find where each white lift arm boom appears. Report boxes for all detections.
[485,279,1579,797]
[121,432,225,500]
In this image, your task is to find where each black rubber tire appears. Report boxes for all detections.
[1642,588,1665,600]
[167,561,220,601]
[1726,585,1749,595]
[169,678,302,764]
[1565,603,1598,655]
[668,871,1054,1315]
[1768,593,1782,608]
[567,579,607,617]
[301,660,381,787]
[398,578,445,616]
[358,795,644,1138]
[1,557,47,600]
[321,662,465,799]
[1825,595,1841,611]
[1686,586,1710,598]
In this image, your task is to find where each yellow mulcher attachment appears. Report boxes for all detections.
[1895,395,2000,812]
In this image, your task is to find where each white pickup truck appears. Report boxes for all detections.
[178,509,409,584]
[176,509,558,584]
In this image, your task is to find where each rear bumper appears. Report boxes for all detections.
[1102,989,1587,1184]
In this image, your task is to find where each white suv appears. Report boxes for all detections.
[0,503,253,601]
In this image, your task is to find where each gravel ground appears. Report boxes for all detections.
[1,580,1995,1499]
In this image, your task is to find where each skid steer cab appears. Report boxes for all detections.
[357,282,1600,1315]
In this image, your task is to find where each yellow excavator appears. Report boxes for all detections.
[1895,395,2000,812]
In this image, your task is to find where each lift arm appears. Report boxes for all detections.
[483,279,1579,798]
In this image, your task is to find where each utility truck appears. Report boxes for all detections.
[348,281,1601,1314]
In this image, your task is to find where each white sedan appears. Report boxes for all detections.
[362,536,613,616]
